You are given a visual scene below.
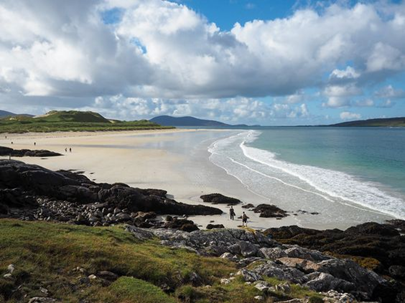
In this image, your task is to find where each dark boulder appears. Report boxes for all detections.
[0,160,222,223]
[200,193,241,205]
[206,224,225,230]
[253,204,288,218]
[0,146,61,157]
[242,203,254,209]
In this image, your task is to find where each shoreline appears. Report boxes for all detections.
[0,129,394,230]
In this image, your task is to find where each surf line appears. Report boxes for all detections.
[239,137,403,218]
[226,154,336,204]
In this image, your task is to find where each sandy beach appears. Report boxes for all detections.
[0,129,394,230]
[0,129,304,230]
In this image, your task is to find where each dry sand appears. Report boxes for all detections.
[0,129,311,230]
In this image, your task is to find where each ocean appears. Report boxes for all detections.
[208,127,405,223]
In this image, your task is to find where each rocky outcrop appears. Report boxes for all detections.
[266,222,405,302]
[265,221,405,281]
[252,204,288,218]
[0,160,222,228]
[200,193,241,205]
[125,226,396,302]
[0,146,62,157]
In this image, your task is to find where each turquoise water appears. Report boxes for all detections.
[208,127,405,222]
[250,127,405,197]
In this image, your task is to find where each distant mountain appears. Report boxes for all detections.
[0,110,33,118]
[150,115,249,127]
[0,110,17,118]
[331,117,405,127]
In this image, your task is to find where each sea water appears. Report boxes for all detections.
[208,127,405,224]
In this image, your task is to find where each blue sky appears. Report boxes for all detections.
[0,0,405,125]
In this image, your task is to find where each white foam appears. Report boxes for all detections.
[209,130,405,220]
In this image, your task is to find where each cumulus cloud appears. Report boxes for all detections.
[0,0,404,123]
[353,99,374,107]
[375,85,405,98]
[340,111,361,120]
[89,95,311,124]
[1,0,405,100]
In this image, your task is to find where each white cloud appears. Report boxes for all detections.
[353,99,374,107]
[0,0,405,124]
[375,85,405,98]
[322,83,362,108]
[329,66,360,80]
[88,95,311,124]
[0,0,405,102]
[377,99,395,108]
[340,111,361,120]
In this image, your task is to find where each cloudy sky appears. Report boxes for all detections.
[0,0,405,125]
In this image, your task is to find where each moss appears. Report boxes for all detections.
[107,277,176,303]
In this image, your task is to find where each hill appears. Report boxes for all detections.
[34,110,110,123]
[331,117,405,127]
[0,110,16,118]
[0,110,172,133]
[150,115,249,127]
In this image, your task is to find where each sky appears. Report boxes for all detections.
[0,0,405,125]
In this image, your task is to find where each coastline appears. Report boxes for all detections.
[0,128,395,230]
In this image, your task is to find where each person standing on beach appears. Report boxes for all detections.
[229,206,236,220]
[242,212,249,227]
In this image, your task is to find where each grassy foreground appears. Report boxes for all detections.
[0,220,321,303]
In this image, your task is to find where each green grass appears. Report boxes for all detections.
[0,110,173,133]
[0,220,324,302]
[0,220,232,302]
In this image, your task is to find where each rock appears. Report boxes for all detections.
[88,274,97,280]
[200,193,241,205]
[3,273,12,279]
[284,246,330,262]
[389,265,405,279]
[28,298,57,303]
[275,282,291,293]
[125,226,155,240]
[253,261,305,284]
[0,146,62,157]
[40,287,49,295]
[254,281,270,292]
[186,271,203,286]
[220,278,231,285]
[259,247,287,260]
[7,264,15,273]
[0,160,222,226]
[237,257,263,268]
[206,224,225,229]
[237,268,262,282]
[220,252,238,261]
[239,241,258,257]
[97,271,118,281]
[277,257,321,273]
[316,258,385,298]
[305,272,355,293]
[242,203,254,209]
[252,204,288,218]
[254,295,264,301]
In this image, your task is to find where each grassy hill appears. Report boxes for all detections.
[331,117,405,127]
[0,220,321,303]
[0,110,173,133]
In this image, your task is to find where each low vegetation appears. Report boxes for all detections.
[0,110,173,133]
[0,220,322,303]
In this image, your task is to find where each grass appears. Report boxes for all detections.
[0,220,232,302]
[0,220,325,302]
[0,110,173,133]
